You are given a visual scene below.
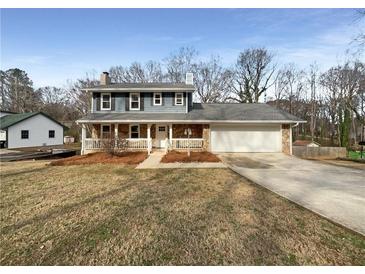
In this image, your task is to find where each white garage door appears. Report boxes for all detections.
[211,124,282,152]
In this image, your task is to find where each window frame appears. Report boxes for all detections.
[129,92,140,110]
[21,130,29,139]
[101,124,111,139]
[100,93,111,111]
[153,92,162,106]
[129,124,140,139]
[175,92,184,106]
[49,130,55,138]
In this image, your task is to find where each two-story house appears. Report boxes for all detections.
[77,72,305,155]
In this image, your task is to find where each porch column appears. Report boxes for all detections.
[114,124,118,147]
[147,124,151,155]
[81,124,86,155]
[169,123,173,150]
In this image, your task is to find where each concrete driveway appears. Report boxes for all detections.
[220,153,365,236]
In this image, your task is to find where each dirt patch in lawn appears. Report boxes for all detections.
[50,152,147,166]
[161,150,221,163]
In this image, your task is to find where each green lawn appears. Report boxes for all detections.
[348,150,364,160]
[1,161,364,265]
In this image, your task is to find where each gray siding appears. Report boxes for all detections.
[92,91,189,113]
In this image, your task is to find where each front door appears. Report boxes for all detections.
[154,125,167,148]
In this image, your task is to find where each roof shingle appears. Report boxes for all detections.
[77,103,305,123]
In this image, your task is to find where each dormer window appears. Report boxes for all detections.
[130,93,140,110]
[101,93,111,110]
[175,93,183,105]
[153,92,162,106]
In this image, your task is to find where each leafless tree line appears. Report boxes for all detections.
[1,46,364,147]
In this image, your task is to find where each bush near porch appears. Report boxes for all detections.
[161,150,221,163]
[50,151,147,166]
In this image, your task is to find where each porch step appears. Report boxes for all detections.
[136,151,165,169]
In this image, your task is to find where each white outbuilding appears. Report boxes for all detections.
[0,112,66,149]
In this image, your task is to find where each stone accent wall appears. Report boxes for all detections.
[172,124,203,138]
[202,124,210,151]
[282,124,291,154]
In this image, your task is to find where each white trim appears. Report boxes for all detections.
[100,93,111,111]
[129,124,140,139]
[101,124,111,139]
[84,88,195,92]
[78,120,306,124]
[153,92,162,106]
[129,92,140,110]
[175,92,183,106]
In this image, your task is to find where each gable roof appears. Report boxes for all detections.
[83,82,195,92]
[77,103,306,123]
[0,112,68,130]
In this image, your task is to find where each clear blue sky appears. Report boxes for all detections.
[1,8,362,88]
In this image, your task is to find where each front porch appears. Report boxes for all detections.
[81,123,210,155]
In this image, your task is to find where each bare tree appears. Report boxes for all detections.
[164,47,198,83]
[192,56,233,103]
[66,74,99,116]
[308,63,319,141]
[109,61,163,83]
[229,48,276,103]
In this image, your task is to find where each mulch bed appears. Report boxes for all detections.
[161,150,221,163]
[50,152,148,166]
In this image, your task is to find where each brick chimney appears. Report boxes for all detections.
[100,72,111,85]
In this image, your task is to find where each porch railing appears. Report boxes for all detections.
[170,138,204,149]
[84,138,148,150]
[126,138,148,149]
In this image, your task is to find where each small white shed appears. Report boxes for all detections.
[0,112,66,149]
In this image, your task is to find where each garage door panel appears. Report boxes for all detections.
[211,124,282,152]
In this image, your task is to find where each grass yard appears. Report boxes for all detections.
[1,161,364,265]
[348,150,364,160]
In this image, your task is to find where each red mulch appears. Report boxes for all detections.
[50,152,148,166]
[161,150,221,163]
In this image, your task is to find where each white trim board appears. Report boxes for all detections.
[77,120,306,124]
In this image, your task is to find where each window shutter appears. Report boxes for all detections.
[151,93,153,106]
[161,93,164,106]
[172,92,175,106]
[125,93,129,111]
[94,93,101,111]
[111,93,115,111]
[140,93,144,111]
[183,92,186,106]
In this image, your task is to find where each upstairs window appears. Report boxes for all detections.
[153,93,162,106]
[101,93,111,110]
[175,93,183,105]
[49,130,55,138]
[130,93,140,110]
[21,130,29,139]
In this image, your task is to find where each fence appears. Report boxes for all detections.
[293,146,347,159]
